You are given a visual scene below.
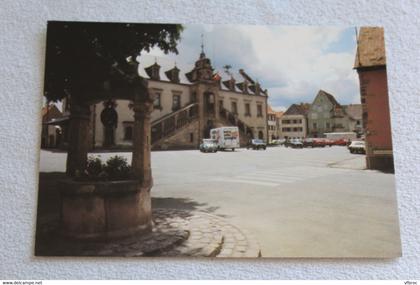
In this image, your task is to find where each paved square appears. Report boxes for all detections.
[39,146,401,257]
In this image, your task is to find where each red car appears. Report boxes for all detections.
[311,138,335,147]
[333,138,349,146]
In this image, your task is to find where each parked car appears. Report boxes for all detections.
[303,138,314,148]
[333,138,350,146]
[247,139,267,150]
[348,141,366,154]
[199,139,218,153]
[270,139,285,146]
[311,138,327,147]
[324,139,334,147]
[285,138,304,148]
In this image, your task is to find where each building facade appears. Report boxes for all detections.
[91,50,268,150]
[41,104,63,148]
[307,90,362,138]
[354,27,393,172]
[267,106,279,142]
[274,110,284,139]
[279,103,309,139]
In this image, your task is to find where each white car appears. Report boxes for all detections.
[348,141,366,154]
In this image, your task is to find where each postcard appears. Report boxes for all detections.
[36,22,400,258]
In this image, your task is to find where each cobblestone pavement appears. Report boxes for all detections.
[154,208,261,258]
[35,208,261,257]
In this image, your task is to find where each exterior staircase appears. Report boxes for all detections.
[151,102,199,149]
[150,104,254,149]
[218,107,253,146]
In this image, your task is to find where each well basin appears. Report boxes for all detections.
[59,179,152,240]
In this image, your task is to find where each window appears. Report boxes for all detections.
[124,126,133,140]
[231,101,238,114]
[298,119,302,124]
[257,104,263,117]
[245,103,251,116]
[282,119,291,124]
[152,68,159,79]
[313,122,317,129]
[190,133,194,143]
[153,93,161,109]
[191,92,197,103]
[172,94,181,110]
[326,122,330,129]
[219,100,224,109]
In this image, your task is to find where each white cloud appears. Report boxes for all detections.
[271,105,287,112]
[232,26,360,106]
[137,25,360,107]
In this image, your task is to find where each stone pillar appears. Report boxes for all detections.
[66,104,91,176]
[131,97,154,188]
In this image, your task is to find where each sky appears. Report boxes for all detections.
[138,24,361,112]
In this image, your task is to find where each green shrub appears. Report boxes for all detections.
[85,156,104,177]
[79,155,132,181]
[104,155,132,180]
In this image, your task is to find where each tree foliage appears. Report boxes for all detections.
[44,21,183,103]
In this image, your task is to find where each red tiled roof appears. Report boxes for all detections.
[267,105,276,114]
[284,103,310,116]
[41,104,62,122]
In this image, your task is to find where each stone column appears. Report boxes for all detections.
[131,97,154,188]
[66,104,91,176]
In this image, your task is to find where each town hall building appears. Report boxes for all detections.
[88,49,268,150]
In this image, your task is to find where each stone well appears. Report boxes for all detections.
[59,179,152,240]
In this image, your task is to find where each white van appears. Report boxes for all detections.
[210,126,240,151]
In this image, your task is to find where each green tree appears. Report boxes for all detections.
[44,21,183,103]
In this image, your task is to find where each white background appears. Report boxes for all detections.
[0,0,419,279]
